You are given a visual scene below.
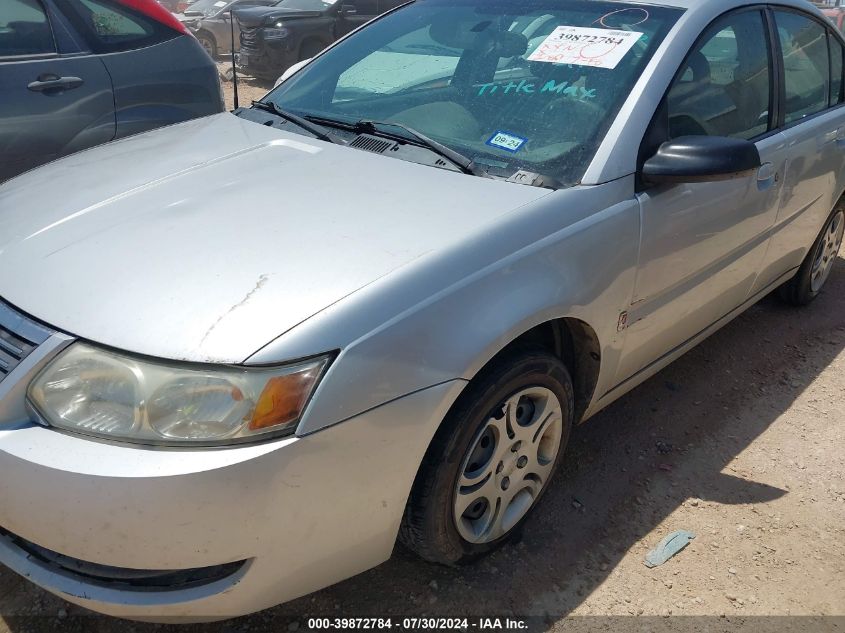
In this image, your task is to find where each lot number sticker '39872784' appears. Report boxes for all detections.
[528,26,643,69]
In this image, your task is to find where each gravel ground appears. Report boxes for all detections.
[0,90,842,629]
[219,65,274,109]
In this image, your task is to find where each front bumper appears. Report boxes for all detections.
[237,43,297,79]
[0,380,465,620]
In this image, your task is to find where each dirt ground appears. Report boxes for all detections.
[219,65,274,109]
[0,83,843,629]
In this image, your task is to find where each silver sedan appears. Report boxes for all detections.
[0,0,842,621]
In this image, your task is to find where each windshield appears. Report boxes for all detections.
[264,0,682,185]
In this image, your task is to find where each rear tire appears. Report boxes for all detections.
[778,206,844,306]
[399,348,573,565]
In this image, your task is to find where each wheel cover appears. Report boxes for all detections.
[200,38,214,55]
[811,210,844,293]
[453,386,563,544]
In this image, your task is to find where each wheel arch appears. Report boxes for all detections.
[465,317,602,424]
[195,28,216,45]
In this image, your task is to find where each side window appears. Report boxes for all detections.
[830,33,844,105]
[0,0,55,57]
[79,0,149,39]
[667,10,771,140]
[60,0,177,52]
[775,11,830,124]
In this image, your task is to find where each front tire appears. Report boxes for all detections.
[197,33,217,59]
[400,349,573,565]
[779,206,844,306]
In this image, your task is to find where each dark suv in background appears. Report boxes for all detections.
[235,0,404,80]
[1,0,223,181]
[179,0,279,58]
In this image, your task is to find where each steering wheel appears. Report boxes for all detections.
[539,93,605,130]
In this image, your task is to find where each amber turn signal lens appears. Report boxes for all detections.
[249,369,316,431]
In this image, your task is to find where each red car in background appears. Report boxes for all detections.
[823,7,845,30]
[157,0,197,12]
[816,0,845,30]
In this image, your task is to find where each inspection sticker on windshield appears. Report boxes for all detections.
[487,131,527,153]
[528,26,643,69]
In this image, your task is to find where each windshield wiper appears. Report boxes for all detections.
[355,120,488,177]
[304,114,487,178]
[251,100,343,144]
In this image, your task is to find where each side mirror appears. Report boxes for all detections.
[641,135,761,185]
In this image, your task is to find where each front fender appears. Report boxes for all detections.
[250,177,641,434]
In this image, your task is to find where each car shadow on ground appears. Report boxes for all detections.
[0,259,843,633]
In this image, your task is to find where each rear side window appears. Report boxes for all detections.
[57,0,179,52]
[775,10,831,124]
[666,9,772,140]
[0,0,56,57]
[830,33,844,105]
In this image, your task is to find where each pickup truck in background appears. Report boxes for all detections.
[235,0,404,80]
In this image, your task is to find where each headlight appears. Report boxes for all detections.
[263,25,290,39]
[27,343,330,446]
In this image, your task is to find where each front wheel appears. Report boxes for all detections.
[197,33,217,59]
[400,349,573,565]
[779,206,844,306]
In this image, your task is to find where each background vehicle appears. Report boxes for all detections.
[814,0,845,30]
[156,0,196,12]
[823,7,845,30]
[0,0,223,182]
[235,0,405,80]
[179,0,279,57]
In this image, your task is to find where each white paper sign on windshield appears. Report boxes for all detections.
[527,26,643,69]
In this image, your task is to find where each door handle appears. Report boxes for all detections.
[757,161,776,191]
[27,74,84,93]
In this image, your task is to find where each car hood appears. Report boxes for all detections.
[233,6,322,26]
[0,113,549,363]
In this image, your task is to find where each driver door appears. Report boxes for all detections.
[616,7,788,382]
[0,0,115,181]
[335,0,378,38]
